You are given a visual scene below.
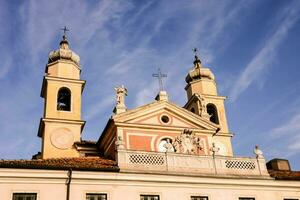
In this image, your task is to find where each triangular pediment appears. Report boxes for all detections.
[113,101,219,131]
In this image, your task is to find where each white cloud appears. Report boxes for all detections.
[19,0,132,65]
[84,95,115,121]
[230,2,300,101]
[270,112,300,136]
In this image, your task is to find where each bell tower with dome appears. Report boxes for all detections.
[37,29,86,159]
[184,50,233,156]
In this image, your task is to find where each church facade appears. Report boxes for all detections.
[0,34,299,200]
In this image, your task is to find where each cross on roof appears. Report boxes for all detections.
[152,68,167,91]
[61,26,69,39]
[192,47,201,65]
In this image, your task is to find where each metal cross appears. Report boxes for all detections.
[61,26,69,38]
[152,68,167,91]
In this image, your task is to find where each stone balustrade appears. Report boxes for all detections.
[117,149,270,177]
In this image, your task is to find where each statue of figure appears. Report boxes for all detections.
[254,145,264,159]
[197,94,211,120]
[115,85,127,106]
[115,136,125,149]
[163,139,174,152]
[172,136,181,152]
[114,85,128,114]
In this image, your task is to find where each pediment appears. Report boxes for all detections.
[113,101,219,131]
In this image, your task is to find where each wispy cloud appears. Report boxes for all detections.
[230,1,300,101]
[85,95,115,121]
[270,111,300,137]
[19,0,132,65]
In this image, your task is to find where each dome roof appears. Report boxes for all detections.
[185,55,215,83]
[48,36,80,66]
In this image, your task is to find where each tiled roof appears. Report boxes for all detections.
[0,157,119,171]
[268,170,300,180]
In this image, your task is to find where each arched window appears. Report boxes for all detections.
[57,87,71,111]
[207,104,219,124]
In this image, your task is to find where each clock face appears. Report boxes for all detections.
[50,128,74,150]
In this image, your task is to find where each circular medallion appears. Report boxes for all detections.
[50,128,74,150]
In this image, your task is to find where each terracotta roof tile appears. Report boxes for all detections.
[0,157,119,171]
[268,169,300,180]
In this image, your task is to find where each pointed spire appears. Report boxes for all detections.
[192,48,201,68]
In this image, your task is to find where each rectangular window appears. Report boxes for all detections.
[191,196,209,200]
[12,193,37,200]
[86,193,107,200]
[140,195,160,200]
[284,199,299,200]
[239,198,255,200]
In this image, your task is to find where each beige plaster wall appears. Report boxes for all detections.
[47,61,80,80]
[42,121,81,158]
[0,169,299,200]
[186,79,218,98]
[44,79,83,120]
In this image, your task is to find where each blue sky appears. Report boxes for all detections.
[0,0,300,170]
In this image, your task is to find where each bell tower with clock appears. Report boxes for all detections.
[37,28,85,159]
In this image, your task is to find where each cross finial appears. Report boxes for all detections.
[152,68,167,91]
[192,47,201,66]
[61,26,69,40]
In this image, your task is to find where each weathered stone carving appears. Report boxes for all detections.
[254,145,264,159]
[115,136,125,149]
[172,129,204,154]
[197,94,211,121]
[113,85,127,114]
[163,139,174,152]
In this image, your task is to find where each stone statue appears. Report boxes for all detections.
[113,85,127,114]
[115,85,127,106]
[254,145,264,159]
[197,94,211,120]
[172,129,204,155]
[163,138,174,152]
[115,136,125,149]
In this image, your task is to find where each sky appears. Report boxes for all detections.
[0,0,300,170]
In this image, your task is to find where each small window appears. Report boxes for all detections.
[86,193,107,200]
[57,87,71,111]
[239,198,255,200]
[206,104,219,124]
[161,115,170,123]
[140,195,160,200]
[13,193,37,200]
[191,196,208,200]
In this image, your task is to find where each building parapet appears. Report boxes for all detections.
[117,149,270,178]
